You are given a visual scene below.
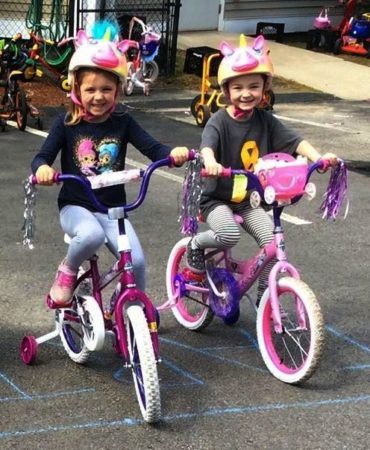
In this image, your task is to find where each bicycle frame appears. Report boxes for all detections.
[163,161,322,332]
[49,156,181,361]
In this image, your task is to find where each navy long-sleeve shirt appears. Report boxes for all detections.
[31,108,171,211]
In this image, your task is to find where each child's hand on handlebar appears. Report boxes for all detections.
[169,147,190,166]
[201,147,224,176]
[35,164,56,185]
[318,152,340,172]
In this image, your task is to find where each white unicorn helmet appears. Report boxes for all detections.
[68,20,131,84]
[218,34,274,96]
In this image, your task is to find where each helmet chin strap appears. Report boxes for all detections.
[232,105,250,119]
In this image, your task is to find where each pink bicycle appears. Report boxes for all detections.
[163,153,348,385]
[124,16,161,96]
[20,154,193,423]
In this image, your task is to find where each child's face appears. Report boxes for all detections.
[78,71,118,121]
[228,74,265,116]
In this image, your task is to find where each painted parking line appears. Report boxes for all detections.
[326,325,370,354]
[2,393,370,438]
[160,336,266,373]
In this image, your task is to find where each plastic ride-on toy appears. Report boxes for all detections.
[184,45,275,128]
[333,11,370,56]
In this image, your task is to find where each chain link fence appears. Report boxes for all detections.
[0,1,70,40]
[0,0,181,76]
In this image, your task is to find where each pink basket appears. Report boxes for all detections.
[255,154,309,200]
[314,8,331,29]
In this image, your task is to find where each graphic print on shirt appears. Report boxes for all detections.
[75,137,121,175]
[76,139,97,175]
[97,139,120,173]
[231,140,260,203]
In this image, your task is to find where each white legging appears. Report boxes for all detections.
[60,205,146,290]
[194,203,276,300]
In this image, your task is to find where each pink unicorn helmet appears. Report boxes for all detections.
[217,34,274,96]
[68,20,132,85]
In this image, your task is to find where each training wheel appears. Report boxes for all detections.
[305,182,316,200]
[20,335,38,365]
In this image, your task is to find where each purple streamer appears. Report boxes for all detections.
[320,161,349,220]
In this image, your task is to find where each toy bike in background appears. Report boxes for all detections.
[307,0,370,56]
[333,11,370,56]
[124,16,161,96]
[0,45,43,131]
[184,46,275,128]
[162,153,348,384]
[20,153,194,423]
[24,32,72,92]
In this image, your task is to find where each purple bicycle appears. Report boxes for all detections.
[163,153,348,385]
[20,154,193,423]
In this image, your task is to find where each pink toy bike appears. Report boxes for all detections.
[124,16,161,96]
[163,153,348,385]
[20,154,193,423]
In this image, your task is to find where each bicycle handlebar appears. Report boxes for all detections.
[30,150,196,214]
[200,158,327,206]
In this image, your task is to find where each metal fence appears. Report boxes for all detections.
[0,1,71,40]
[0,0,181,76]
[75,0,181,76]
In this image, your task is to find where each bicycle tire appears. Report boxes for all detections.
[78,295,105,351]
[190,94,210,117]
[256,277,325,384]
[166,237,214,331]
[59,296,105,363]
[143,61,159,83]
[126,305,161,423]
[124,63,135,96]
[15,88,27,131]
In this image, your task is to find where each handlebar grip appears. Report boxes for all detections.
[30,172,61,185]
[201,167,232,177]
[317,158,331,172]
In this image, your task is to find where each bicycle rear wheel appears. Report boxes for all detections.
[126,305,161,423]
[59,296,105,363]
[15,88,27,131]
[166,238,214,330]
[256,277,325,384]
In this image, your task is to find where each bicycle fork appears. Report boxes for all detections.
[268,228,302,334]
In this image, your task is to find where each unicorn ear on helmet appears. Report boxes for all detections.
[68,19,128,85]
[217,33,274,95]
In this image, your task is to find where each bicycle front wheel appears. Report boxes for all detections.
[166,238,214,330]
[143,61,159,83]
[256,277,325,384]
[126,305,161,423]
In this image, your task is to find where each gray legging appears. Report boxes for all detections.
[194,203,276,300]
[60,205,145,290]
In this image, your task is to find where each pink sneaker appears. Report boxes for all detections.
[48,261,77,307]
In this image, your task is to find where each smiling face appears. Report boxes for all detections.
[78,69,118,122]
[228,73,265,119]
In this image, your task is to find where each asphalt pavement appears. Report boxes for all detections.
[1,49,370,449]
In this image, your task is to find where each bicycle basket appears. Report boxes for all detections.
[255,153,308,201]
